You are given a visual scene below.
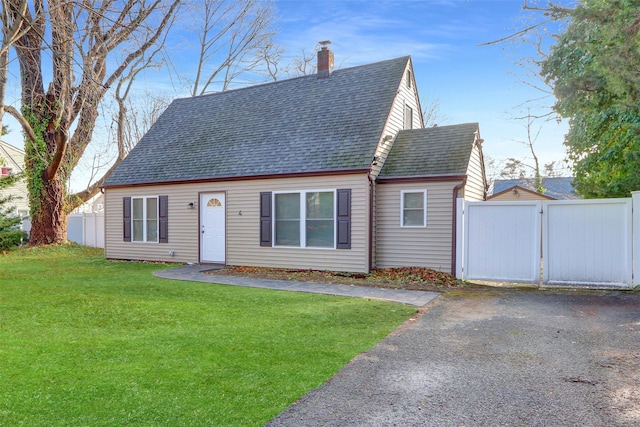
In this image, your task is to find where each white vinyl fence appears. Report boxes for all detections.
[456,192,639,289]
[460,201,541,284]
[544,199,632,286]
[67,212,105,248]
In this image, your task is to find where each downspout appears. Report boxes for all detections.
[368,171,375,273]
[451,177,467,276]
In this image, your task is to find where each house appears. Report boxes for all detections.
[0,140,29,218]
[72,193,105,213]
[489,177,577,201]
[103,47,487,274]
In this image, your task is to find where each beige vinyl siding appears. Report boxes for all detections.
[463,140,487,201]
[489,187,553,201]
[370,60,422,178]
[375,181,456,272]
[105,174,371,272]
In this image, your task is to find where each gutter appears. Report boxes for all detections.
[368,171,375,273]
[102,168,371,190]
[450,177,467,277]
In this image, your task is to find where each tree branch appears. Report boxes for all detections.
[4,105,36,141]
[69,156,123,208]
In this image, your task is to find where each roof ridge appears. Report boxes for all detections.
[398,122,479,132]
[173,55,412,102]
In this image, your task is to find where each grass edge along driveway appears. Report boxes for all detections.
[0,245,416,426]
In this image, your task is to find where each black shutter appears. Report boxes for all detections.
[123,197,131,242]
[336,189,351,249]
[260,192,272,246]
[158,195,168,243]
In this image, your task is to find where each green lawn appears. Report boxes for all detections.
[0,245,415,426]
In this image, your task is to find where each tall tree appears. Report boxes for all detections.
[539,0,640,197]
[1,0,179,245]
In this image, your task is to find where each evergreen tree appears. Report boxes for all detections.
[0,169,23,250]
[540,0,640,197]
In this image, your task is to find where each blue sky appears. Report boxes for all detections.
[271,0,575,177]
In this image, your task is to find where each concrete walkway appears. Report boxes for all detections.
[153,264,439,307]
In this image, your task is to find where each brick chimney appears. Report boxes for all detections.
[317,41,334,79]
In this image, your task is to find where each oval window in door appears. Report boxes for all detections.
[207,198,222,207]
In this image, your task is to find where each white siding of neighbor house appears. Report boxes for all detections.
[0,141,29,216]
[375,180,458,272]
[462,138,487,201]
[370,59,422,179]
[105,174,371,272]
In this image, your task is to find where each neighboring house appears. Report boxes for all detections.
[489,177,577,201]
[103,47,487,274]
[0,140,29,218]
[72,193,105,213]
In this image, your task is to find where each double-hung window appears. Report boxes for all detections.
[132,196,158,242]
[401,190,426,227]
[274,190,335,248]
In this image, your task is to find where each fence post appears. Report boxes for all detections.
[632,191,640,287]
[455,198,464,279]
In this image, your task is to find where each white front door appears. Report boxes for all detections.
[200,192,226,263]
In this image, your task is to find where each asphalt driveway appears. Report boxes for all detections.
[266,289,640,427]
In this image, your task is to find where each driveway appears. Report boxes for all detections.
[266,289,640,427]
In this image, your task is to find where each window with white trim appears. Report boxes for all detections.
[401,190,426,227]
[274,190,335,248]
[132,196,158,242]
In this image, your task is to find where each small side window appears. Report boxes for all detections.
[404,105,413,130]
[407,70,412,89]
[401,190,426,227]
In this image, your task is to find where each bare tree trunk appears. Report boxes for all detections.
[29,174,67,244]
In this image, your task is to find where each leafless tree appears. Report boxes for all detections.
[421,95,448,128]
[1,0,180,245]
[186,0,276,95]
[256,42,283,82]
[499,108,566,193]
[113,19,174,160]
[0,0,38,141]
[285,48,316,77]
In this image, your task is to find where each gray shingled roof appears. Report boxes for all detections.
[379,123,479,178]
[104,56,410,187]
[492,177,577,200]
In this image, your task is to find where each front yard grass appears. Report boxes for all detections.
[0,245,416,426]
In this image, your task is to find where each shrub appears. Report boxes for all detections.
[0,175,24,251]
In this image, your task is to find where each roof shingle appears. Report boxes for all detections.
[379,123,479,178]
[104,56,410,187]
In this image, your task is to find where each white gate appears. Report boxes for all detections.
[544,199,632,287]
[461,201,541,284]
[458,198,634,288]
